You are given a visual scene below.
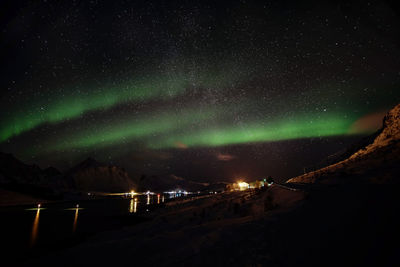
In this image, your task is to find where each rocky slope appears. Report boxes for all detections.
[66,157,136,192]
[287,104,400,184]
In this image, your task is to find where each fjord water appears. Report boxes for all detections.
[0,195,165,263]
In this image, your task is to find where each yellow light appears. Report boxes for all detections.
[134,198,137,213]
[237,182,249,191]
[129,199,134,213]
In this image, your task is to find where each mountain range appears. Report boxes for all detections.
[0,153,211,200]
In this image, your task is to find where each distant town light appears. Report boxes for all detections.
[237,182,249,191]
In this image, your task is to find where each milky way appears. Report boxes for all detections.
[1,0,400,181]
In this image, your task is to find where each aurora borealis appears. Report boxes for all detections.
[1,0,400,181]
[0,67,241,142]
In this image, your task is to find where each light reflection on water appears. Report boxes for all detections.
[134,198,137,213]
[16,193,194,252]
[129,194,170,213]
[129,199,134,213]
[24,194,180,248]
[73,208,79,233]
[30,208,40,247]
[64,205,83,233]
[129,198,138,213]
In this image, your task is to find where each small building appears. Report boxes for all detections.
[226,181,249,191]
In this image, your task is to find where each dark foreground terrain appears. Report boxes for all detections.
[17,183,400,267]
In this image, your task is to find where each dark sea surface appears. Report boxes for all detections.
[0,194,169,264]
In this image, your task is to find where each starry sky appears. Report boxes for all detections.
[1,0,400,182]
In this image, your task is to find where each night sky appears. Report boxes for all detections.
[1,0,400,182]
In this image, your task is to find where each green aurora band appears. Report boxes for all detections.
[1,76,185,142]
[49,106,226,151]
[0,68,241,142]
[2,66,396,153]
[47,107,364,152]
[147,114,359,149]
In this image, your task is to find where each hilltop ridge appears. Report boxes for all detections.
[287,104,400,184]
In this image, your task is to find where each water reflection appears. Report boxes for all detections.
[146,194,150,205]
[162,195,165,203]
[157,194,160,204]
[30,208,40,247]
[73,207,79,233]
[129,199,134,213]
[134,198,137,213]
[129,198,137,213]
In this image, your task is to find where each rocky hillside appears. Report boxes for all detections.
[66,157,136,192]
[287,104,400,184]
